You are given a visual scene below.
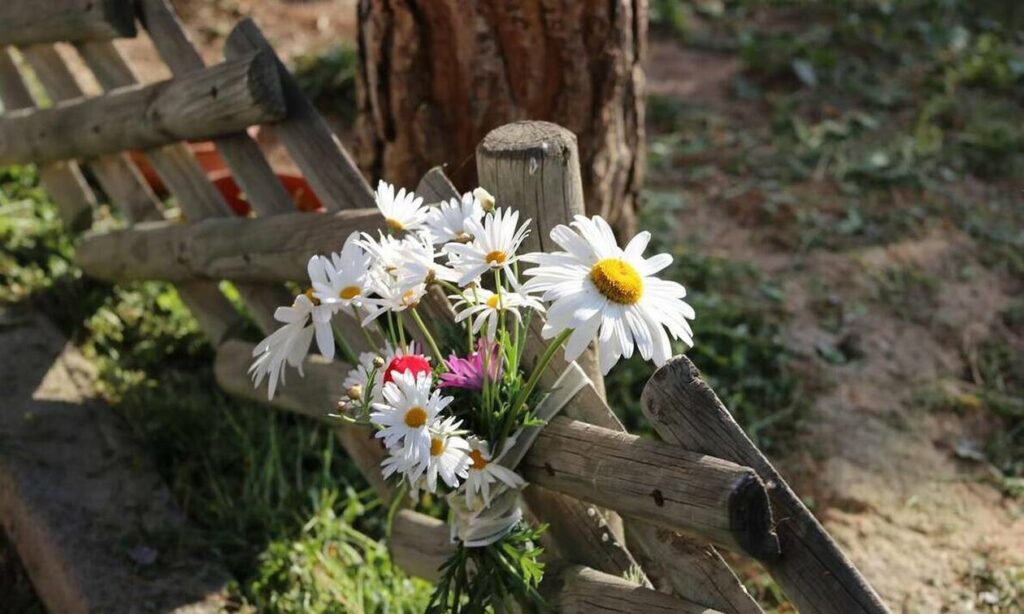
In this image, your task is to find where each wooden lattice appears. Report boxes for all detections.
[0,2,890,612]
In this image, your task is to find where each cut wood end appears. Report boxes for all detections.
[730,470,780,561]
[477,120,577,161]
[245,50,287,121]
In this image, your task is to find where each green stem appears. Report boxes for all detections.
[397,311,407,348]
[410,306,447,369]
[385,481,408,541]
[331,321,358,365]
[352,304,376,349]
[492,328,572,456]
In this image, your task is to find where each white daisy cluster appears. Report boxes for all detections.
[249,178,697,509]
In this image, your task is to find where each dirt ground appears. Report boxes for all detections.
[18,0,1022,611]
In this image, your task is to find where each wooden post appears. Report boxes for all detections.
[642,356,891,614]
[0,0,135,46]
[0,52,285,166]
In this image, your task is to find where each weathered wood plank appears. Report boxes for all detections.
[523,418,778,560]
[0,308,230,614]
[0,0,135,47]
[0,49,94,231]
[19,42,241,344]
[388,510,720,614]
[136,0,296,216]
[75,208,384,283]
[224,18,375,211]
[0,51,285,165]
[642,356,891,614]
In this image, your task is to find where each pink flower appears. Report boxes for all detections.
[439,341,502,390]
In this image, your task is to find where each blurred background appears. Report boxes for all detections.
[1,0,1022,611]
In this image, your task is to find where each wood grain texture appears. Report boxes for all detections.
[75,208,384,283]
[354,0,645,237]
[0,49,94,231]
[523,417,778,560]
[225,18,375,212]
[642,356,891,614]
[18,43,241,344]
[0,51,285,166]
[136,0,296,216]
[388,512,719,614]
[0,0,135,46]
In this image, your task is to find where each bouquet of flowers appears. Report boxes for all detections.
[248,181,696,611]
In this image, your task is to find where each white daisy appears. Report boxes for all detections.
[375,180,427,233]
[249,294,316,399]
[304,257,343,360]
[462,437,525,507]
[396,235,458,287]
[312,233,373,311]
[424,192,483,245]
[359,231,407,278]
[443,207,530,286]
[360,278,427,326]
[449,286,545,339]
[382,416,470,493]
[370,370,451,462]
[522,215,696,374]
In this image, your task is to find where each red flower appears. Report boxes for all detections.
[382,354,432,384]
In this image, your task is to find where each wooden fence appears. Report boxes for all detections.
[0,1,891,612]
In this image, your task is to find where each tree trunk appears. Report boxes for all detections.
[355,0,646,237]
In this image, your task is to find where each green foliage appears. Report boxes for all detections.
[249,489,431,613]
[292,43,359,122]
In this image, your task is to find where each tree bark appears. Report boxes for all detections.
[355,0,646,237]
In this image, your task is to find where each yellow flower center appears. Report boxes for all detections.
[430,437,445,457]
[404,406,428,428]
[303,288,321,306]
[401,289,419,307]
[485,250,507,266]
[469,449,489,470]
[486,294,502,309]
[339,285,361,300]
[589,258,643,305]
[386,217,404,232]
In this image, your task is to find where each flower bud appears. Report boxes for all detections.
[372,355,386,368]
[346,384,363,401]
[474,187,496,213]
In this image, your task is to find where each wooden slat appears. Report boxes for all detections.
[642,356,891,614]
[136,0,296,216]
[388,510,720,614]
[0,49,94,231]
[0,0,135,47]
[75,208,385,282]
[0,52,286,166]
[17,43,240,344]
[224,18,375,211]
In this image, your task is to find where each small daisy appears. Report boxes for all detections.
[313,233,373,311]
[342,351,380,404]
[522,215,696,374]
[396,235,458,287]
[443,208,530,286]
[424,192,483,245]
[249,294,316,399]
[381,417,471,493]
[343,343,426,406]
[462,437,525,507]
[449,286,545,339]
[304,257,343,360]
[374,180,427,233]
[370,371,452,462]
[360,277,427,326]
[359,231,407,279]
